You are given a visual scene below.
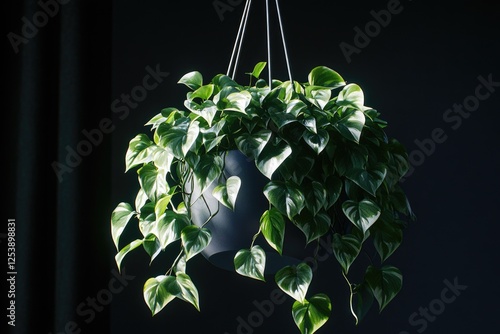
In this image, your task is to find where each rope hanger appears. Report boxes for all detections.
[226,0,293,85]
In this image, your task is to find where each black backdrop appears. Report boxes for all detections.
[5,0,500,333]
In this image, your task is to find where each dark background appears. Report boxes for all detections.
[5,0,500,333]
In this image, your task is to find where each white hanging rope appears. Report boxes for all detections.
[266,0,272,87]
[275,0,293,83]
[226,0,252,77]
[227,0,293,86]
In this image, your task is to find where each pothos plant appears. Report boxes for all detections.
[111,62,415,334]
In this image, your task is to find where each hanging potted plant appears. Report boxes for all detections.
[110,61,415,333]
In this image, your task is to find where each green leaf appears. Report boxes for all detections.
[125,134,155,172]
[299,116,317,133]
[235,130,272,159]
[345,163,387,196]
[334,110,366,143]
[212,176,241,211]
[154,187,177,218]
[281,154,315,185]
[143,273,200,316]
[152,147,174,172]
[193,154,224,194]
[225,91,252,114]
[175,254,187,274]
[115,239,143,270]
[143,275,176,315]
[337,83,364,110]
[138,202,156,236]
[256,141,292,179]
[308,66,345,89]
[138,164,168,202]
[332,234,361,274]
[324,176,342,209]
[292,210,331,244]
[292,294,332,334]
[275,263,313,302]
[189,84,214,101]
[135,188,148,212]
[364,266,403,312]
[184,100,218,127]
[304,181,327,216]
[287,99,307,117]
[178,71,203,90]
[333,143,368,176]
[306,88,331,110]
[111,202,135,250]
[342,200,381,235]
[264,181,305,220]
[270,109,297,129]
[159,119,200,159]
[352,282,374,324]
[388,139,410,179]
[260,208,286,255]
[249,61,267,79]
[181,225,212,260]
[234,246,266,281]
[143,233,162,264]
[156,211,190,249]
[371,213,403,262]
[174,273,201,311]
[303,129,329,155]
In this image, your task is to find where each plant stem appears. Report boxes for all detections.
[342,271,359,325]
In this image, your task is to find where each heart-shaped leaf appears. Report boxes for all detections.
[292,293,332,334]
[371,213,403,262]
[256,140,292,179]
[364,266,402,312]
[308,66,345,89]
[111,202,135,250]
[115,239,143,271]
[235,130,272,160]
[234,246,266,281]
[178,71,203,90]
[260,208,286,255]
[125,134,155,172]
[334,109,366,143]
[292,210,331,244]
[303,129,329,155]
[345,163,387,196]
[143,273,200,316]
[193,154,224,194]
[336,83,365,110]
[275,263,313,302]
[264,181,305,220]
[181,225,212,260]
[138,164,168,202]
[143,233,162,264]
[212,176,241,211]
[342,199,381,235]
[159,119,200,159]
[156,211,190,249]
[332,233,362,274]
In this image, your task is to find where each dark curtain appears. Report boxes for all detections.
[5,1,112,333]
